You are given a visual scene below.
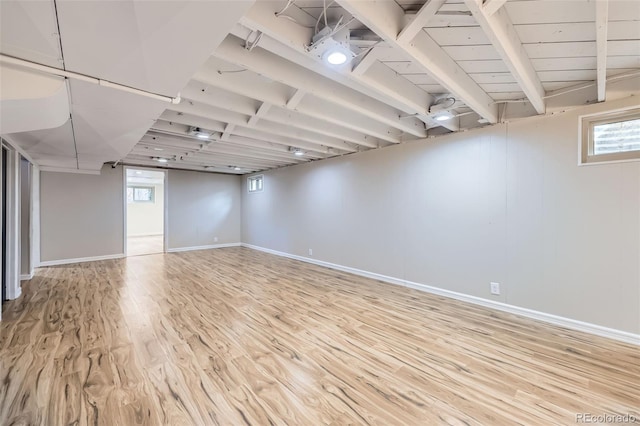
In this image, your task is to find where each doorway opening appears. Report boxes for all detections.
[125,168,166,256]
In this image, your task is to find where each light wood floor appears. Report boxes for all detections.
[1,247,638,425]
[127,235,164,257]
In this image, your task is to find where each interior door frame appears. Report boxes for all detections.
[122,165,168,256]
[1,141,21,304]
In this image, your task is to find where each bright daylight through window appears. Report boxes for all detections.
[581,107,640,164]
[248,175,263,192]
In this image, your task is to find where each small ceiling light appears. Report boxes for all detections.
[234,166,242,171]
[153,147,164,151]
[289,146,306,156]
[309,25,356,67]
[154,157,168,163]
[326,49,348,65]
[188,126,212,139]
[435,113,453,121]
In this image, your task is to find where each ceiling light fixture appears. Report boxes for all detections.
[435,113,453,121]
[308,24,356,67]
[289,147,306,157]
[188,126,212,140]
[153,157,168,163]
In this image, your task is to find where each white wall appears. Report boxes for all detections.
[127,183,164,237]
[167,169,241,250]
[40,165,124,262]
[242,96,640,335]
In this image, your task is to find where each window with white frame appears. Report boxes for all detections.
[127,186,155,203]
[580,107,640,164]
[248,175,263,192]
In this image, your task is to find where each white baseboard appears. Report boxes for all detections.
[241,243,640,346]
[20,272,33,281]
[167,242,241,253]
[38,253,125,267]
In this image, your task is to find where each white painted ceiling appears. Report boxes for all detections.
[1,0,640,175]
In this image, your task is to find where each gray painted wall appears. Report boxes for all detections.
[242,96,640,334]
[39,166,242,262]
[167,169,241,249]
[40,165,124,261]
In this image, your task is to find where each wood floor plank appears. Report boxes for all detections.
[0,247,638,425]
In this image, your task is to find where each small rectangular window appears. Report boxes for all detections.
[580,107,640,164]
[248,175,263,193]
[127,186,155,203]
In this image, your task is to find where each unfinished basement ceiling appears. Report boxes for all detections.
[2,0,640,174]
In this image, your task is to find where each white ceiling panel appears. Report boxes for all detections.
[68,79,166,159]
[515,23,595,44]
[524,41,596,58]
[607,56,640,69]
[608,21,640,41]
[6,120,75,158]
[538,70,597,82]
[443,45,501,60]
[0,1,62,68]
[425,26,490,46]
[505,1,595,25]
[470,73,516,84]
[609,1,640,21]
[401,74,441,85]
[531,57,596,71]
[56,0,254,96]
[488,91,526,100]
[608,40,640,56]
[457,60,510,73]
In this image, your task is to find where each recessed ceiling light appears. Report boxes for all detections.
[326,50,348,65]
[155,157,168,163]
[153,148,164,151]
[294,150,305,156]
[196,133,210,140]
[234,166,241,171]
[435,113,453,121]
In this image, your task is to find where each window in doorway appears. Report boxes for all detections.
[127,186,155,203]
[248,175,263,192]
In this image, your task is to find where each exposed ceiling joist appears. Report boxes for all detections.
[221,123,235,141]
[158,110,353,155]
[247,102,272,127]
[194,57,398,143]
[482,0,508,16]
[286,89,306,109]
[397,0,447,44]
[150,121,330,158]
[337,0,498,123]
[464,0,545,114]
[596,0,609,102]
[182,82,378,147]
[237,10,448,132]
[169,100,357,152]
[215,33,426,137]
[353,47,458,131]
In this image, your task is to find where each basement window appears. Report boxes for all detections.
[127,186,155,203]
[248,175,263,192]
[580,107,640,164]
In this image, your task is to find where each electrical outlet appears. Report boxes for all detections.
[490,282,500,295]
[308,248,313,256]
[214,236,218,243]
